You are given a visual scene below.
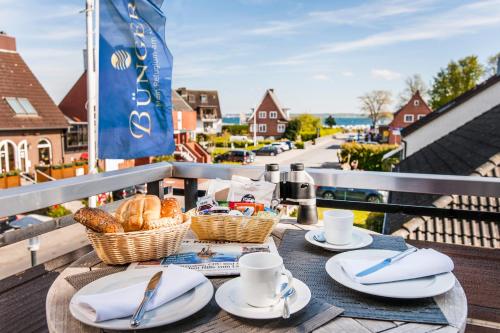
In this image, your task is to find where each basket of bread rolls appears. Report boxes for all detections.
[74,195,189,265]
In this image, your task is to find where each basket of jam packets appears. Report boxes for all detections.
[189,176,281,243]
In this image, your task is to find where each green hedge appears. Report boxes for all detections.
[295,141,304,149]
[340,142,398,171]
[221,124,249,135]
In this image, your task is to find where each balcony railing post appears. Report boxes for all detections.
[184,178,198,211]
[147,180,164,200]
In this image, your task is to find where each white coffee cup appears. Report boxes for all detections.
[239,252,293,307]
[323,209,354,245]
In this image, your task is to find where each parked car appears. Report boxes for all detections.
[316,186,383,203]
[112,186,137,201]
[271,142,290,151]
[253,145,282,156]
[284,140,296,149]
[214,150,254,164]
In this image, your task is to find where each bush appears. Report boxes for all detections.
[221,124,249,135]
[300,132,317,142]
[47,204,72,218]
[63,163,73,168]
[51,164,63,170]
[295,141,304,149]
[74,160,87,166]
[283,119,301,141]
[152,155,176,163]
[6,169,19,176]
[319,127,343,136]
[339,143,398,171]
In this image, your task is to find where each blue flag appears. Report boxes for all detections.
[98,0,174,159]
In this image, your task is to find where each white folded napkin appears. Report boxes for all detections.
[339,249,454,285]
[73,265,207,322]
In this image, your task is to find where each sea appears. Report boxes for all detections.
[222,114,373,127]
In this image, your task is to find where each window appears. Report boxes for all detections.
[414,100,420,107]
[258,124,267,133]
[404,114,414,123]
[65,125,88,151]
[188,95,195,103]
[37,139,52,165]
[417,114,426,120]
[269,111,278,119]
[200,94,208,103]
[259,111,266,119]
[5,97,38,115]
[277,123,286,133]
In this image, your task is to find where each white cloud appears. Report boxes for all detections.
[312,74,330,81]
[246,21,298,36]
[272,0,500,61]
[341,71,354,77]
[371,69,401,80]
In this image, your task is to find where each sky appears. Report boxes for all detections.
[1,0,499,115]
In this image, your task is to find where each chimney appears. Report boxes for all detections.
[0,31,16,52]
[269,88,274,93]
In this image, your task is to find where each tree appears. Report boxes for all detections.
[397,74,428,108]
[358,90,392,127]
[283,118,301,141]
[324,115,336,128]
[486,52,500,77]
[429,55,485,110]
[296,114,321,133]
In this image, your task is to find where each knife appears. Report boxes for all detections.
[355,248,417,278]
[130,271,163,327]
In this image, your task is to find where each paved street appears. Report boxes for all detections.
[253,136,343,168]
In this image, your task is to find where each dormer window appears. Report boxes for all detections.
[200,95,208,104]
[5,97,38,115]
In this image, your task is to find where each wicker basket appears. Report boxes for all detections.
[189,210,279,243]
[86,214,191,265]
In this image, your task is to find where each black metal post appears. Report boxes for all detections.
[30,250,37,267]
[147,180,164,200]
[184,178,198,211]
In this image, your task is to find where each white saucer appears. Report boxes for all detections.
[215,277,311,319]
[69,269,214,330]
[325,249,456,299]
[305,229,373,251]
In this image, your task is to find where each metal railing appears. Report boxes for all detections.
[1,162,499,249]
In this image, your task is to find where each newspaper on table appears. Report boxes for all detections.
[127,237,278,276]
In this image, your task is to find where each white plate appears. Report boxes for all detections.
[215,277,311,319]
[325,249,456,299]
[305,229,373,251]
[69,269,214,330]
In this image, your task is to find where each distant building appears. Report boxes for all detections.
[0,32,70,174]
[248,89,290,139]
[176,88,222,134]
[222,113,247,125]
[388,91,431,144]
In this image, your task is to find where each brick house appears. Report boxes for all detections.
[0,32,70,175]
[388,91,432,144]
[248,89,290,138]
[176,88,222,134]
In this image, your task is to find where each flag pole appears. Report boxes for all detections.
[86,0,98,207]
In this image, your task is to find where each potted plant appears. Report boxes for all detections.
[0,173,6,189]
[62,163,75,178]
[74,160,87,176]
[50,164,64,179]
[5,169,20,188]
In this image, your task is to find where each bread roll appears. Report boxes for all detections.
[142,216,180,230]
[161,197,181,219]
[142,195,161,227]
[74,208,123,233]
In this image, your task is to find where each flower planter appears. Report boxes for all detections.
[6,175,20,188]
[62,166,75,178]
[0,177,6,189]
[50,168,63,179]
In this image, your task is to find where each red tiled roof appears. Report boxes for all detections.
[59,72,87,122]
[0,50,68,130]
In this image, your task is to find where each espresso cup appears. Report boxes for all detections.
[323,209,354,245]
[239,252,293,307]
